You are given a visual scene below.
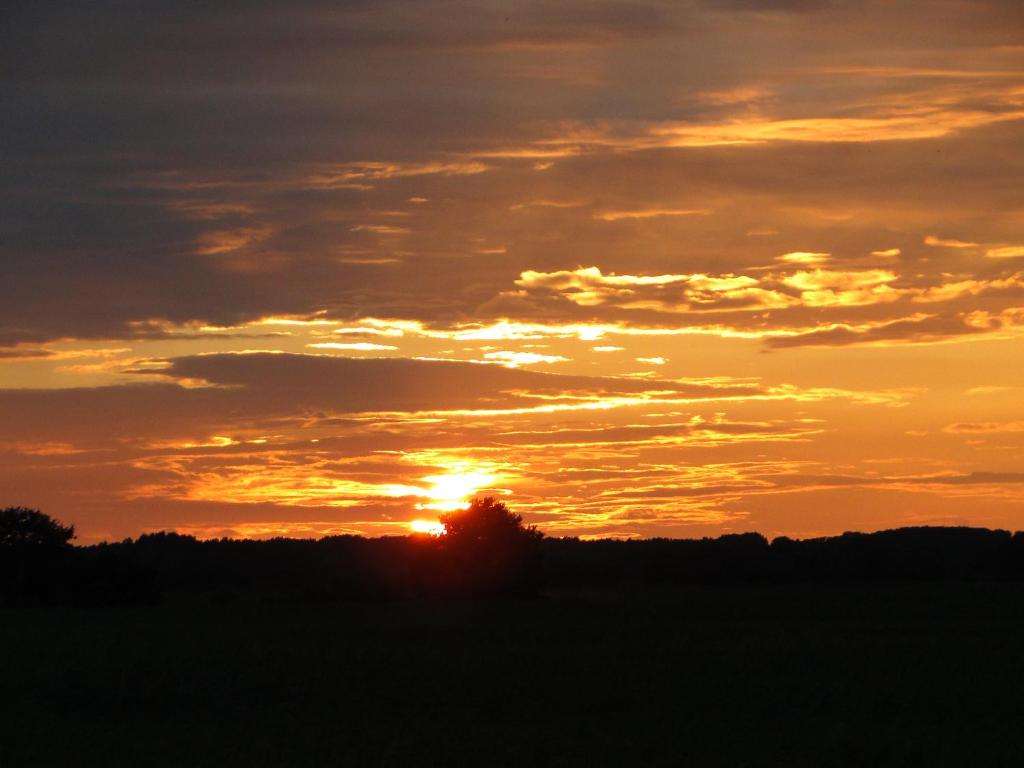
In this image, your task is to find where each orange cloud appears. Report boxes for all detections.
[986,246,1024,259]
[593,208,713,221]
[194,226,271,256]
[924,235,978,248]
[777,251,830,265]
[780,269,904,307]
[944,421,1024,434]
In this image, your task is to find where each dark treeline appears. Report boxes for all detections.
[545,527,1024,586]
[5,502,1024,607]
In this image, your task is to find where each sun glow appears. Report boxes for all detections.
[417,467,499,512]
[409,465,500,532]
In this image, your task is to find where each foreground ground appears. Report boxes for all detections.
[3,583,1024,767]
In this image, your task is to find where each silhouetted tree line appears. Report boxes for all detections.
[5,503,1024,607]
[542,528,1024,587]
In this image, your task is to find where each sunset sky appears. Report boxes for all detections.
[3,0,1024,542]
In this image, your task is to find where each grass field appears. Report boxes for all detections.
[3,583,1024,767]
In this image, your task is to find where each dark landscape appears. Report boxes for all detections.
[4,504,1024,767]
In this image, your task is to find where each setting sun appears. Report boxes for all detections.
[409,519,446,536]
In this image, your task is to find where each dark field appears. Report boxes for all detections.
[4,583,1024,767]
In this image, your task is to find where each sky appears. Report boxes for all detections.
[2,0,1024,542]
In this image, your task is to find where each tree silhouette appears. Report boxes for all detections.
[430,497,544,597]
[0,507,75,548]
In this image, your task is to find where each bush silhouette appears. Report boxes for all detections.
[427,497,544,597]
[439,496,541,546]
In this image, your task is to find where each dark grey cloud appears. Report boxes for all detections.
[699,0,843,12]
[600,470,1024,501]
[929,472,1024,485]
[0,352,762,443]
[157,351,760,407]
[0,348,53,360]
[764,314,993,349]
